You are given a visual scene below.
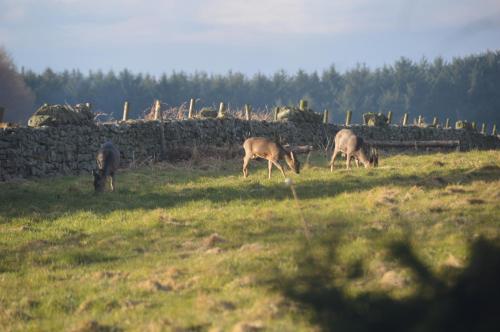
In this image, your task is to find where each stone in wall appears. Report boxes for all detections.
[28,103,94,128]
[363,113,388,126]
[276,106,322,123]
[198,108,218,119]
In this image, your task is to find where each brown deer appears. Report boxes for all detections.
[330,129,378,171]
[92,141,120,192]
[242,137,300,179]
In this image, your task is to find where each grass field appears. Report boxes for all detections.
[1,150,499,331]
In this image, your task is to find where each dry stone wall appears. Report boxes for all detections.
[1,119,499,181]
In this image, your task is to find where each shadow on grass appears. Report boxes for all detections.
[43,249,117,267]
[272,235,500,331]
[0,162,498,222]
[0,238,119,272]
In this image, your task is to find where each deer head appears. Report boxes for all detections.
[92,169,106,193]
[369,147,379,167]
[286,151,301,174]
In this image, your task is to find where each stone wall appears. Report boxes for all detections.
[1,119,499,181]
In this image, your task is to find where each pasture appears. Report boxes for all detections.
[1,150,499,331]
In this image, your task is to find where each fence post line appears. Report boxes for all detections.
[387,111,393,124]
[244,104,252,120]
[122,101,129,121]
[188,98,196,119]
[299,99,308,111]
[417,115,423,126]
[345,110,352,126]
[273,107,279,121]
[471,121,476,130]
[445,118,450,129]
[493,124,497,136]
[323,110,329,124]
[481,123,486,134]
[402,113,408,126]
[218,102,226,118]
[432,117,438,127]
[153,100,161,120]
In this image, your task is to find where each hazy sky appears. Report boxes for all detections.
[1,0,499,75]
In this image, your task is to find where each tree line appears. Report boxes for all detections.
[2,49,499,127]
[0,47,35,123]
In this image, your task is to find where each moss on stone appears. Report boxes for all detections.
[28,104,94,127]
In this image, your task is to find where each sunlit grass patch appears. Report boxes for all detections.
[0,150,499,331]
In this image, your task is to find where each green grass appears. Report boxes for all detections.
[0,151,499,331]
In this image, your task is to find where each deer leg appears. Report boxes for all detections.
[330,149,339,172]
[110,173,115,192]
[346,153,352,170]
[354,157,360,168]
[243,155,250,178]
[272,160,287,178]
[268,160,273,179]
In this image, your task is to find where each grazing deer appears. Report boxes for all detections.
[92,141,120,192]
[243,137,300,179]
[330,129,378,171]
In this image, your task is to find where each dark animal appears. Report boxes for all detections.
[243,137,300,179]
[330,129,378,171]
[93,142,120,192]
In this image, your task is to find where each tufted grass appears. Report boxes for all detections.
[0,150,499,331]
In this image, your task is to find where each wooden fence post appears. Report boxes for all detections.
[122,101,129,121]
[323,110,329,124]
[188,98,196,119]
[154,100,161,120]
[493,124,497,136]
[471,121,476,130]
[481,123,486,134]
[299,99,308,111]
[387,111,393,124]
[417,115,423,126]
[244,104,252,120]
[0,106,4,123]
[273,107,279,121]
[402,113,408,126]
[218,102,226,118]
[445,118,450,129]
[345,110,352,126]
[432,117,438,127]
